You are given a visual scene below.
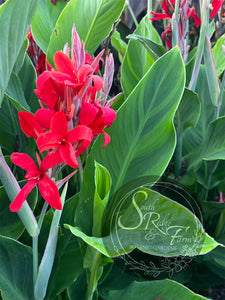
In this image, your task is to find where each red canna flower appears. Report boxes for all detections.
[161,24,172,49]
[10,152,62,212]
[37,111,93,168]
[78,102,116,147]
[210,0,224,18]
[150,0,201,27]
[18,111,44,139]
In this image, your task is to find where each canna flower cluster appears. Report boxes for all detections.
[10,25,117,212]
[149,0,201,50]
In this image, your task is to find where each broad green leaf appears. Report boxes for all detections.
[18,54,39,113]
[111,31,127,63]
[187,117,225,168]
[121,16,162,97]
[212,35,225,77]
[67,187,219,258]
[31,0,68,53]
[47,0,126,65]
[105,279,209,300]
[0,98,18,153]
[127,33,166,61]
[67,271,87,300]
[5,73,31,112]
[204,35,219,107]
[13,39,28,74]
[178,88,200,131]
[93,162,112,236]
[183,66,215,155]
[0,0,37,105]
[76,47,185,235]
[0,236,33,300]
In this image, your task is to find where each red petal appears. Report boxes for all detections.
[51,111,68,136]
[91,75,103,91]
[18,111,43,139]
[41,151,64,171]
[37,132,62,153]
[50,71,75,85]
[149,12,171,20]
[10,180,37,212]
[11,153,38,171]
[77,64,93,83]
[210,0,224,18]
[67,125,93,143]
[79,102,98,126]
[54,51,75,79]
[103,131,111,148]
[101,106,116,127]
[187,8,201,27]
[35,109,55,129]
[59,142,78,168]
[35,71,59,109]
[39,175,62,210]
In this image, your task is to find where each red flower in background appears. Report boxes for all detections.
[149,0,201,27]
[161,24,172,49]
[37,111,93,168]
[10,153,62,212]
[210,0,224,18]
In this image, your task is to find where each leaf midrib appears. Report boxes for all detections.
[84,0,104,48]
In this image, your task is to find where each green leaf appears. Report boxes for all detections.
[5,72,31,112]
[13,39,28,74]
[0,236,33,300]
[67,187,219,258]
[105,279,209,300]
[34,227,59,300]
[203,35,219,107]
[31,0,68,53]
[46,194,83,299]
[212,35,225,77]
[127,33,166,61]
[178,88,200,131]
[93,162,112,236]
[77,47,185,235]
[183,65,215,155]
[18,54,39,113]
[47,0,126,64]
[187,117,225,168]
[0,0,37,105]
[121,16,162,97]
[111,31,127,63]
[0,98,18,153]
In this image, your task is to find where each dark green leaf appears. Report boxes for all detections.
[0,236,33,300]
[105,279,209,300]
[178,88,200,131]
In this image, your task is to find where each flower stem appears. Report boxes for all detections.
[77,156,83,185]
[32,236,38,289]
[174,111,183,178]
[85,250,102,300]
